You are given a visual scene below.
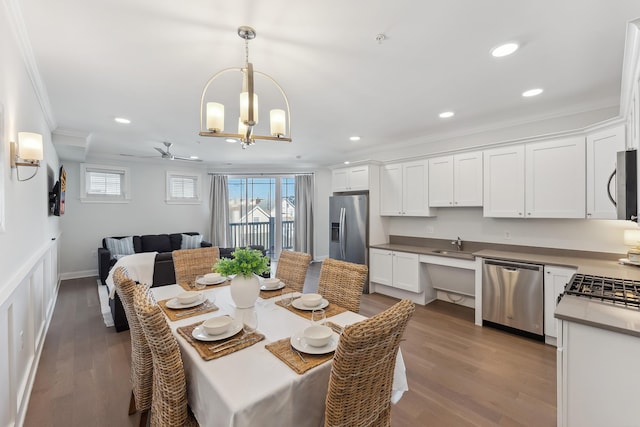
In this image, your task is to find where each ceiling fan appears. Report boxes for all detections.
[121,141,203,162]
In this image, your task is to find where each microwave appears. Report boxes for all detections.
[613,150,637,221]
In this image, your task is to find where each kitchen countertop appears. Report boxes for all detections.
[371,242,640,337]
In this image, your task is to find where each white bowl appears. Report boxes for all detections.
[304,325,332,347]
[203,315,233,335]
[204,272,222,282]
[263,278,280,289]
[177,291,201,304]
[300,293,322,307]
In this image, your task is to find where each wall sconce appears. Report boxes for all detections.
[10,132,43,182]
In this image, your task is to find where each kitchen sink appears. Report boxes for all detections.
[429,249,475,260]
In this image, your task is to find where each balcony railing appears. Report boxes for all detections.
[230,219,294,256]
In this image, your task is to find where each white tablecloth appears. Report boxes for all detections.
[151,285,408,427]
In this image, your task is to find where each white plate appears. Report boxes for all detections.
[191,319,243,342]
[291,298,329,311]
[290,330,339,354]
[197,276,227,285]
[165,293,206,309]
[260,281,285,291]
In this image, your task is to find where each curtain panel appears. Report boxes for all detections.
[294,174,314,257]
[209,175,230,247]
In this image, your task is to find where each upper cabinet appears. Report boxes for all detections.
[586,125,625,219]
[484,136,586,218]
[332,165,369,192]
[428,152,483,207]
[525,136,585,218]
[483,145,526,217]
[380,160,433,216]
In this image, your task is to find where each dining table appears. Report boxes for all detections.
[150,282,408,427]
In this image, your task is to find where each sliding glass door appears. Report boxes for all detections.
[228,176,295,259]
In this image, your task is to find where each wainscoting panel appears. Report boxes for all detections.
[0,237,60,427]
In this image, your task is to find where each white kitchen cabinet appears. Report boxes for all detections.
[369,249,421,293]
[557,320,640,427]
[380,160,432,216]
[331,165,369,192]
[586,125,625,219]
[483,145,526,217]
[543,265,576,340]
[428,152,483,207]
[526,136,586,218]
[484,137,586,218]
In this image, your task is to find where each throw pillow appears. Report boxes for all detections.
[105,236,135,259]
[181,233,203,249]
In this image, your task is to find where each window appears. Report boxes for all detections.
[227,176,295,258]
[80,163,131,203]
[166,171,201,204]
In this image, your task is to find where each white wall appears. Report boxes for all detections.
[1,3,62,426]
[60,160,212,277]
[60,161,332,276]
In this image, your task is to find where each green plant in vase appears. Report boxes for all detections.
[214,247,270,277]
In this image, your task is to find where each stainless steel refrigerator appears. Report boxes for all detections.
[329,194,368,266]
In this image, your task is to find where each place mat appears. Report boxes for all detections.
[259,286,297,299]
[266,337,334,375]
[275,299,348,320]
[177,279,230,292]
[177,321,265,361]
[158,298,219,321]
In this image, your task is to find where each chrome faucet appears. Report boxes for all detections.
[451,236,463,251]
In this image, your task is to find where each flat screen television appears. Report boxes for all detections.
[49,165,66,216]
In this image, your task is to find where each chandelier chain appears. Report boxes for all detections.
[244,38,250,65]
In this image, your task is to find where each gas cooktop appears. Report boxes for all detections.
[563,273,640,309]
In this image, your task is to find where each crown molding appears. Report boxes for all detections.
[3,0,57,130]
[620,18,640,118]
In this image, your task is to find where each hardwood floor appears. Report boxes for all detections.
[25,265,556,426]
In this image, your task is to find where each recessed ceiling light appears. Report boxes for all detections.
[344,161,350,165]
[114,117,131,124]
[439,111,455,118]
[522,88,543,97]
[349,136,361,141]
[491,42,519,58]
[226,138,237,143]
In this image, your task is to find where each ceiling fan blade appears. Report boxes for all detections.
[120,153,160,158]
[172,156,203,162]
[154,147,168,155]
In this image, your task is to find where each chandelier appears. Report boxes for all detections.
[199,26,292,149]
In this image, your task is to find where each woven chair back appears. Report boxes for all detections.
[325,299,415,427]
[275,250,312,292]
[112,267,153,413]
[317,258,368,312]
[172,247,220,287]
[133,285,192,427]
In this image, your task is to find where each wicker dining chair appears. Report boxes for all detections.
[172,246,220,287]
[112,267,152,427]
[317,258,368,312]
[324,299,415,427]
[133,285,199,427]
[275,250,312,292]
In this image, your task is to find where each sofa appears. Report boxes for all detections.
[98,232,212,287]
[101,235,267,331]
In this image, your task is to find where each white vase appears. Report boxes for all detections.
[229,274,261,308]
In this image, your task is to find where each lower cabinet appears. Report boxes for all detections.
[544,265,576,340]
[369,249,421,293]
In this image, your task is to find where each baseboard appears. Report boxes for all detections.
[59,269,98,280]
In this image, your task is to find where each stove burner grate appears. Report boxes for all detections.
[564,274,640,309]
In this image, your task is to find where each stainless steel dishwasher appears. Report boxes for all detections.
[482,259,544,337]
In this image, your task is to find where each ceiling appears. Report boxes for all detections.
[17,0,640,169]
